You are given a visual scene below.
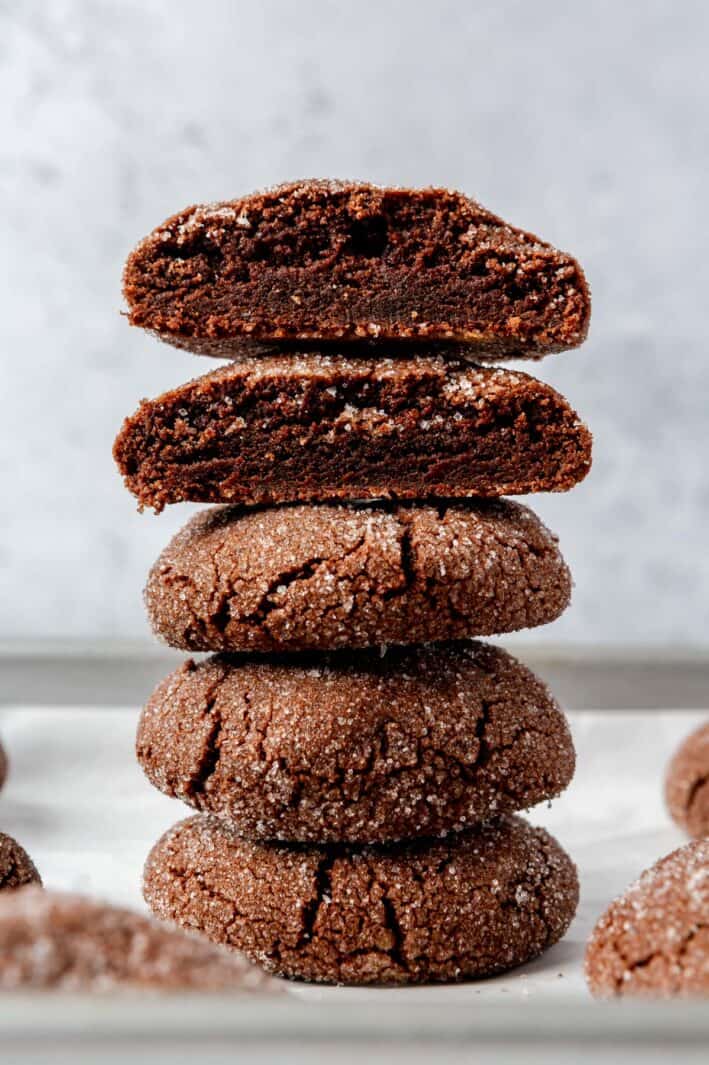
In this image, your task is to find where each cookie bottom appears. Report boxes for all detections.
[144,814,578,986]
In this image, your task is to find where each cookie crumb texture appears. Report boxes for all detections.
[124,181,590,359]
[585,840,709,998]
[0,833,41,892]
[144,813,578,985]
[0,886,279,992]
[137,643,574,843]
[113,355,592,511]
[146,499,571,653]
[665,721,709,838]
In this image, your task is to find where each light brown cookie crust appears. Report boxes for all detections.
[665,721,709,838]
[585,839,709,998]
[0,886,280,992]
[137,642,575,843]
[143,813,579,986]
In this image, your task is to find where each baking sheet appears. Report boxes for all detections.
[0,704,704,1007]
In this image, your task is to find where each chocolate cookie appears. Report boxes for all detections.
[144,813,578,985]
[123,180,590,360]
[113,355,592,511]
[585,840,709,998]
[145,499,571,653]
[665,721,709,838]
[0,833,41,891]
[0,740,7,791]
[0,886,280,992]
[137,643,574,843]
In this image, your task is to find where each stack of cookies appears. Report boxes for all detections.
[114,181,592,986]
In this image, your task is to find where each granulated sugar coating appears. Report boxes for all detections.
[585,839,709,998]
[0,886,280,992]
[137,642,574,844]
[144,813,578,986]
[665,721,709,838]
[112,354,592,511]
[123,180,590,360]
[0,833,41,892]
[145,499,571,653]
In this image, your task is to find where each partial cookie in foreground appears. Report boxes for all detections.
[665,721,709,838]
[0,886,280,992]
[146,499,571,653]
[123,180,590,360]
[0,832,41,892]
[137,642,575,843]
[144,813,578,985]
[113,355,592,511]
[585,839,709,998]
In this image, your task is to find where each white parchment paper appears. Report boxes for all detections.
[0,706,705,1003]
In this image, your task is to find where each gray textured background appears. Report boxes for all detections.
[1,0,707,648]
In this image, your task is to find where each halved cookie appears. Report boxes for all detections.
[124,180,590,359]
[113,355,592,510]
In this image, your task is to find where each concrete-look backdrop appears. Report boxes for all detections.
[1,0,707,648]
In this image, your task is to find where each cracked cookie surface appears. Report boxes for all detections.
[665,721,709,838]
[112,354,592,511]
[143,813,578,985]
[0,886,280,991]
[137,642,575,843]
[123,180,590,360]
[145,499,571,653]
[585,839,709,998]
[0,833,41,892]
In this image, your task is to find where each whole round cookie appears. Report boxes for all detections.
[137,642,575,843]
[665,721,709,838]
[145,499,571,653]
[0,832,41,891]
[144,813,578,986]
[585,839,709,998]
[0,886,280,992]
